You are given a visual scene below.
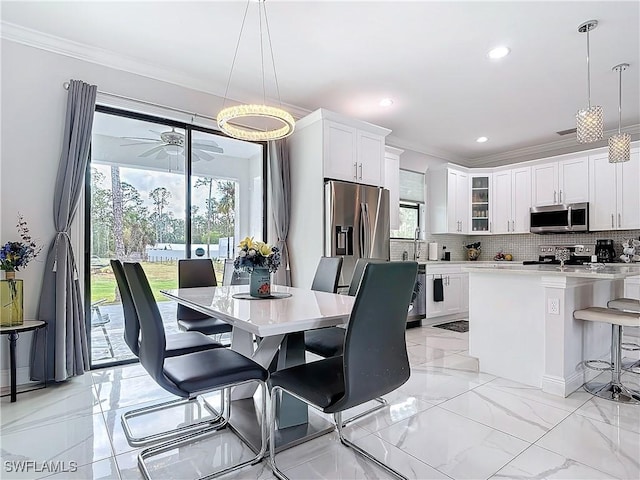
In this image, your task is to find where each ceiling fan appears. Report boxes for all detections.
[121,127,224,162]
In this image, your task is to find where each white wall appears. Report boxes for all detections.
[397,148,449,173]
[0,39,239,384]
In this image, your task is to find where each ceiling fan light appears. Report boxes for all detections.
[608,133,631,163]
[217,104,295,141]
[576,105,603,143]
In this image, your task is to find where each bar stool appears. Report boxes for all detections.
[574,306,640,404]
[607,298,640,372]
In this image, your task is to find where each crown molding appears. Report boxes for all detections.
[385,134,463,163]
[0,22,311,121]
[467,124,640,167]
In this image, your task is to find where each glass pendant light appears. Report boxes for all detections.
[217,0,295,142]
[608,63,631,163]
[576,20,604,143]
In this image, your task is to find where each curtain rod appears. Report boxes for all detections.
[62,81,218,123]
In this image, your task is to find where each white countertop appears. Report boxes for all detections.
[462,263,640,279]
[418,260,522,265]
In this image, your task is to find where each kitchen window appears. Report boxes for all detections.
[391,169,425,239]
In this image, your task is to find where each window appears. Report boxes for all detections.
[391,169,425,239]
[88,107,265,367]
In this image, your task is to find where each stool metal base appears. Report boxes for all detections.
[584,381,640,404]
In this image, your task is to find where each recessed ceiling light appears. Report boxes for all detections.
[488,46,510,59]
[476,136,488,143]
[379,98,394,107]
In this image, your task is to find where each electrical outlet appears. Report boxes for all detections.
[548,298,560,315]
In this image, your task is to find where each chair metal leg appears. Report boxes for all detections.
[101,324,115,358]
[122,392,227,447]
[341,396,387,427]
[335,411,408,480]
[268,386,405,480]
[138,381,267,480]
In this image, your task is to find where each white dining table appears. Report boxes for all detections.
[161,284,355,452]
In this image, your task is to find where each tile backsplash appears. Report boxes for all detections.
[391,230,640,262]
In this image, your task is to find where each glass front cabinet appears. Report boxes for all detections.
[470,174,492,234]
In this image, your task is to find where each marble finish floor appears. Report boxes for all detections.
[1,325,639,479]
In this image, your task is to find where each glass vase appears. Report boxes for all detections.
[250,268,271,298]
[1,272,24,327]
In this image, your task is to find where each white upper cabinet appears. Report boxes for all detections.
[492,166,531,234]
[324,121,358,181]
[531,157,588,206]
[384,146,403,230]
[317,112,389,186]
[430,166,468,234]
[470,174,491,234]
[357,130,385,186]
[512,166,532,233]
[531,162,558,206]
[589,148,640,231]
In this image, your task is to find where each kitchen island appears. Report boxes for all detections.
[463,263,640,397]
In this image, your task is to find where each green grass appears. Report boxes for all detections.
[91,261,179,303]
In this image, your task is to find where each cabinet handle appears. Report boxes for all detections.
[618,213,621,228]
[489,221,492,232]
[358,163,363,179]
[611,214,615,229]
[554,190,557,203]
[353,162,358,179]
[559,190,563,203]
[512,220,515,232]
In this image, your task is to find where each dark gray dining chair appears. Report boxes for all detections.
[111,259,226,446]
[304,258,389,424]
[305,258,386,358]
[176,259,233,338]
[269,262,418,480]
[310,256,343,293]
[123,262,269,480]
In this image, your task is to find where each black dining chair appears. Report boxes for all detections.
[123,262,269,480]
[269,261,418,480]
[310,256,343,293]
[304,258,386,358]
[110,259,227,446]
[304,258,389,424]
[176,259,233,338]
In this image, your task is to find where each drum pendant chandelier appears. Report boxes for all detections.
[608,63,631,163]
[217,0,295,142]
[576,20,603,144]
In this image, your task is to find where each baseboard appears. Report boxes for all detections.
[423,313,468,327]
[542,370,585,397]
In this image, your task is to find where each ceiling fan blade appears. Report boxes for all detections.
[121,136,159,142]
[193,150,215,162]
[193,143,224,154]
[121,141,159,147]
[139,144,169,157]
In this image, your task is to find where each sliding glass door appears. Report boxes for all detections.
[88,108,265,367]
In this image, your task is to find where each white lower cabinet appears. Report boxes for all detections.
[425,266,469,319]
[625,276,640,300]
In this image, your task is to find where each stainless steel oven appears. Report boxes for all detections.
[530,202,589,234]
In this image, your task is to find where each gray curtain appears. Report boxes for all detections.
[31,80,97,382]
[268,139,291,286]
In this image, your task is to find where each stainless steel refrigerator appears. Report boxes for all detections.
[324,180,390,287]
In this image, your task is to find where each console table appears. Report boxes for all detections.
[0,320,46,402]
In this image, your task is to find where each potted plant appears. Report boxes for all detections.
[1,215,41,326]
[234,237,281,297]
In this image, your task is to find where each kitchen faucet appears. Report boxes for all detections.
[413,227,421,260]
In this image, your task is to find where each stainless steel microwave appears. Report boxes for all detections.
[530,203,589,234]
